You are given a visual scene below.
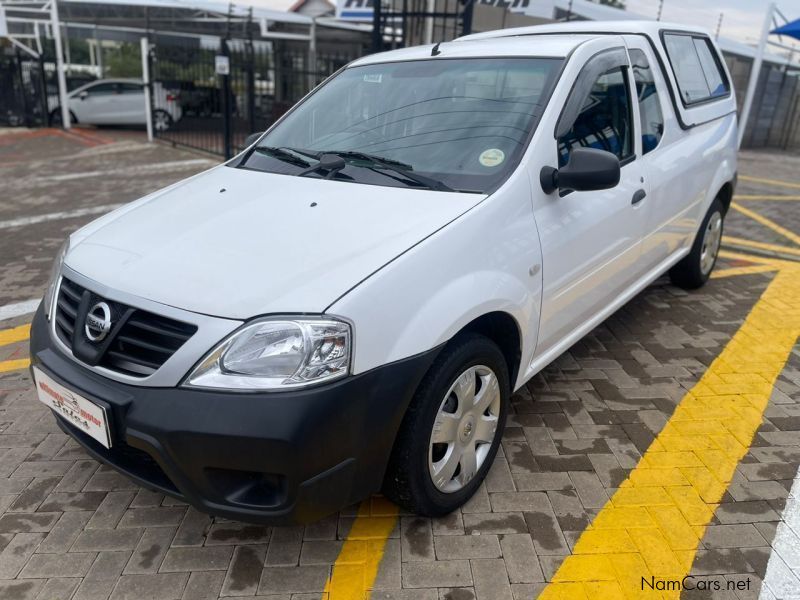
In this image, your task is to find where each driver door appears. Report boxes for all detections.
[71,82,118,124]
[532,45,650,361]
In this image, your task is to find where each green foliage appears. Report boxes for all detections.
[151,47,217,83]
[105,43,142,78]
[66,38,92,65]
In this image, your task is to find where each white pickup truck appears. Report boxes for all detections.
[31,21,737,523]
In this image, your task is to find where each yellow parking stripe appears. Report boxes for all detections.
[731,202,800,247]
[0,358,30,373]
[735,194,800,201]
[723,235,800,257]
[539,265,800,599]
[324,497,398,599]
[738,174,800,190]
[0,324,31,347]
[710,264,778,279]
[717,249,794,268]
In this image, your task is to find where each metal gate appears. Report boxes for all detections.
[0,47,49,127]
[373,0,475,52]
[149,34,354,158]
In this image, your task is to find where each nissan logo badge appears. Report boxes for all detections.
[85,301,112,342]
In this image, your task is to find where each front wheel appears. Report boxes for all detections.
[49,109,77,127]
[383,334,509,517]
[669,197,725,289]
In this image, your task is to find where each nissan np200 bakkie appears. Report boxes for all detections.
[30,21,738,524]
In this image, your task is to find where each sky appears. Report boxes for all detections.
[622,0,800,45]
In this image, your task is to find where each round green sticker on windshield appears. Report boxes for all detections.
[479,148,505,168]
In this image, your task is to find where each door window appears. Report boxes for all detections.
[84,83,118,96]
[629,49,664,154]
[557,67,633,167]
[119,83,143,94]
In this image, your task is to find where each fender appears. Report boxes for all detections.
[693,113,738,234]
[328,171,543,388]
[387,273,530,380]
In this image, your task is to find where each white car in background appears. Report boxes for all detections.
[49,78,181,131]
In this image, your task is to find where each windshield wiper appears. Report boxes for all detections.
[333,150,456,192]
[325,150,413,170]
[253,146,311,169]
[302,149,456,192]
[298,153,347,179]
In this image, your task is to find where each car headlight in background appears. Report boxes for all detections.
[185,317,351,390]
[43,238,70,321]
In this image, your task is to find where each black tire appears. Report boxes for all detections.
[152,109,174,132]
[49,109,77,127]
[383,333,509,517]
[669,197,725,290]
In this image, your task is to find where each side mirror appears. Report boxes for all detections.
[540,148,621,195]
[244,131,264,147]
[79,91,89,100]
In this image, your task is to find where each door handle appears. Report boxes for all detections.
[632,189,647,205]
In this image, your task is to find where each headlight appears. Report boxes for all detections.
[185,317,351,390]
[43,238,70,321]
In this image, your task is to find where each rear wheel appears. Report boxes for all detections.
[383,334,509,516]
[669,197,724,289]
[152,109,174,132]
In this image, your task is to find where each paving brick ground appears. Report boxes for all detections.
[0,130,798,599]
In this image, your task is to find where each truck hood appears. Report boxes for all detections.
[65,166,484,320]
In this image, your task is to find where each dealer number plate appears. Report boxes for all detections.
[33,367,111,449]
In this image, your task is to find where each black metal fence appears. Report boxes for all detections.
[149,35,356,158]
[0,48,49,128]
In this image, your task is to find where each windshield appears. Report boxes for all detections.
[239,57,563,193]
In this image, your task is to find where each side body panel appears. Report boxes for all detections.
[116,88,147,124]
[70,84,115,124]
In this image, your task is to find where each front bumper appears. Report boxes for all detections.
[30,305,438,524]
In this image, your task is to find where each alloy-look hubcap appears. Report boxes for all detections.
[428,365,501,493]
[154,113,171,131]
[700,211,723,275]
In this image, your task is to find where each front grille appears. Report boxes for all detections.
[55,278,82,343]
[55,278,197,377]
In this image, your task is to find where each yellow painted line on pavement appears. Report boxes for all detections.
[738,174,800,190]
[0,358,30,373]
[735,194,800,201]
[0,325,31,374]
[730,202,800,247]
[324,497,398,599]
[0,324,30,347]
[718,249,795,268]
[710,264,778,279]
[723,235,800,257]
[539,265,800,599]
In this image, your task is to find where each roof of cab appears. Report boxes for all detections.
[348,20,715,68]
[457,20,713,42]
[348,34,596,67]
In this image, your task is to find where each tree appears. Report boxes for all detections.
[105,43,142,78]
